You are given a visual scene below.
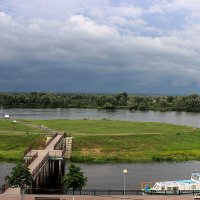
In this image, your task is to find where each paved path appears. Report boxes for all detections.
[0,194,196,200]
[16,120,64,135]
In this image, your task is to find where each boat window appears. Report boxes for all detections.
[161,186,165,191]
[153,184,160,190]
[167,187,172,191]
[193,175,198,181]
[192,185,196,190]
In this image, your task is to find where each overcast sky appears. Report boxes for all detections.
[0,0,200,94]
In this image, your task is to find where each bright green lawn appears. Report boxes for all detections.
[30,119,200,163]
[0,120,45,162]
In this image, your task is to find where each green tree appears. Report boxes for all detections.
[5,163,33,200]
[103,102,114,109]
[127,98,138,110]
[61,164,87,191]
[116,92,128,106]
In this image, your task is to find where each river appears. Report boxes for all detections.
[1,108,200,189]
[1,108,200,127]
[0,163,15,187]
[74,161,200,190]
[1,161,200,190]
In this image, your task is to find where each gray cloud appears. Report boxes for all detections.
[0,11,200,93]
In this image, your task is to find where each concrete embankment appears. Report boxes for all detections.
[0,194,195,200]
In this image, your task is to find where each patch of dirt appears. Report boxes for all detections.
[82,147,102,155]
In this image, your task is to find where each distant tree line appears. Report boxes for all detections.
[1,92,200,112]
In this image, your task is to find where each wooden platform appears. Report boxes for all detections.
[27,134,63,174]
[4,134,64,195]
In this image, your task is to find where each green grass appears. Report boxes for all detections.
[0,120,45,162]
[30,119,200,163]
[0,119,37,132]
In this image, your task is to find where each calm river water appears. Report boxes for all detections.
[1,108,200,127]
[74,161,200,189]
[1,108,200,189]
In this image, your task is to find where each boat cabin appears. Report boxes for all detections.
[151,170,200,191]
[191,170,200,182]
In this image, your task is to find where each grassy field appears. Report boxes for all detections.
[0,120,45,162]
[30,119,200,163]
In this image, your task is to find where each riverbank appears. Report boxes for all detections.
[0,120,45,162]
[30,119,200,163]
[1,92,200,112]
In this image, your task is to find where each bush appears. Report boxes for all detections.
[152,156,174,162]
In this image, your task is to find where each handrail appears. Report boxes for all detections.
[26,188,144,195]
[24,152,38,167]
[0,181,9,193]
[44,133,58,149]
[54,135,64,150]
[32,153,49,178]
[62,142,66,156]
[25,188,200,196]
[24,146,32,156]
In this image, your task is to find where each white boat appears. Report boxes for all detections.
[194,195,200,200]
[4,114,10,119]
[142,170,200,194]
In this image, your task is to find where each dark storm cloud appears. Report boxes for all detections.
[0,11,200,93]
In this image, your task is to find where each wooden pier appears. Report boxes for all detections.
[3,132,67,195]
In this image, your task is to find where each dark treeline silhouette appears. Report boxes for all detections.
[1,92,200,112]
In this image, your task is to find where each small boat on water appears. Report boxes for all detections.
[142,170,200,194]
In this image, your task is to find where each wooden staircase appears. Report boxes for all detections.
[65,137,72,159]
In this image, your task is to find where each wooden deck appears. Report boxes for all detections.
[28,134,63,173]
[4,134,64,195]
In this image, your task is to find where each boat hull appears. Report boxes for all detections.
[142,189,200,195]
